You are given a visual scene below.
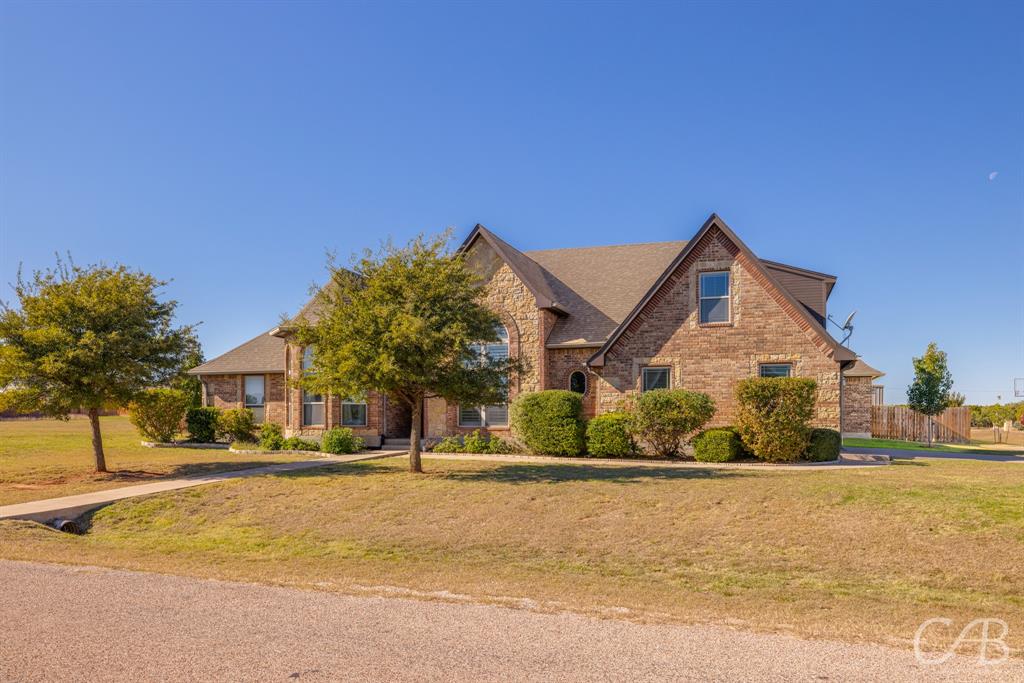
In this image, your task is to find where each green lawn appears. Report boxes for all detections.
[0,416,311,506]
[2,453,1022,655]
[843,437,1024,455]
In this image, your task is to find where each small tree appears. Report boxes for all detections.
[294,232,521,473]
[906,342,954,447]
[172,340,205,409]
[0,259,196,471]
[945,391,966,408]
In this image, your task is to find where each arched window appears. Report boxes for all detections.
[569,371,587,395]
[459,323,510,427]
[301,347,323,426]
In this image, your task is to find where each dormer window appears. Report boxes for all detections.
[699,271,730,324]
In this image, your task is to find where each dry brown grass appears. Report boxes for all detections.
[0,417,310,505]
[2,454,1022,653]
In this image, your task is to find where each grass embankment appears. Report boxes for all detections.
[1,454,1022,654]
[0,417,311,506]
[844,437,1024,455]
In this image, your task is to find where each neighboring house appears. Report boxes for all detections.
[189,214,883,445]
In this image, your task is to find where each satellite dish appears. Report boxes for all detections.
[827,310,856,347]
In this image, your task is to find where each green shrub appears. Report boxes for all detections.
[463,429,490,454]
[735,377,817,462]
[129,388,190,443]
[432,435,464,453]
[281,436,320,451]
[322,427,364,454]
[693,428,743,462]
[804,428,841,462]
[511,390,585,456]
[632,389,715,457]
[585,412,636,457]
[485,435,515,454]
[259,422,284,451]
[186,407,219,443]
[216,408,258,443]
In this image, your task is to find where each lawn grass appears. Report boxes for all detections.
[1,454,1021,654]
[0,416,311,506]
[844,436,1024,455]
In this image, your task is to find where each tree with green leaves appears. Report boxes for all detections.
[293,232,521,473]
[945,391,966,408]
[171,339,205,408]
[0,258,197,471]
[906,342,954,447]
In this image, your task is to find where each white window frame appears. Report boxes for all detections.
[641,367,671,392]
[302,390,324,427]
[341,399,368,427]
[699,271,731,324]
[458,404,508,428]
[459,324,510,428]
[244,375,265,423]
[759,363,793,378]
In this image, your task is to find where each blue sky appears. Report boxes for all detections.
[1,1,1021,404]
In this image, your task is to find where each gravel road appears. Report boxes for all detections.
[0,560,1018,682]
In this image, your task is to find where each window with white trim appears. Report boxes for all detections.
[204,382,216,408]
[699,271,730,323]
[244,375,265,423]
[641,367,670,392]
[341,399,367,427]
[300,347,324,426]
[458,324,510,427]
[759,363,792,378]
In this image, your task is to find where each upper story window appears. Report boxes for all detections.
[699,271,730,324]
[244,375,265,423]
[641,367,670,392]
[569,371,587,394]
[302,346,315,372]
[468,323,509,363]
[759,363,792,378]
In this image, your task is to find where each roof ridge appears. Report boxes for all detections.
[524,240,687,255]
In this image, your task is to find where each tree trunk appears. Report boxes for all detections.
[927,415,933,448]
[88,407,108,472]
[408,398,423,473]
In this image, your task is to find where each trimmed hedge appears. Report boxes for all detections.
[632,389,716,457]
[735,377,817,462]
[322,427,363,454]
[510,390,585,456]
[585,412,636,457]
[693,427,743,462]
[186,407,219,443]
[259,422,285,451]
[216,408,257,443]
[129,388,190,443]
[804,428,841,462]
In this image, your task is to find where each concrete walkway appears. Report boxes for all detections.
[0,450,406,524]
[843,446,1024,463]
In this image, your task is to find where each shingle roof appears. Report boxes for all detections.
[843,359,884,379]
[525,241,686,346]
[187,329,285,375]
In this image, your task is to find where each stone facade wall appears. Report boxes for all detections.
[842,375,873,437]
[592,228,842,429]
[436,258,541,435]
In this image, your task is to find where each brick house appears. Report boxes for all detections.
[189,214,882,446]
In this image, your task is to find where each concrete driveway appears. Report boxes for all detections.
[843,446,1024,463]
[1,560,1017,682]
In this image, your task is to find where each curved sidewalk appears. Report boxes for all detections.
[0,450,405,524]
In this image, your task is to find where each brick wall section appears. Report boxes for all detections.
[546,348,597,418]
[593,228,842,429]
[265,373,286,425]
[842,375,873,435]
[201,373,286,426]
[283,342,387,441]
[203,374,240,409]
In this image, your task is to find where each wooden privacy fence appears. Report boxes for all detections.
[871,406,971,444]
